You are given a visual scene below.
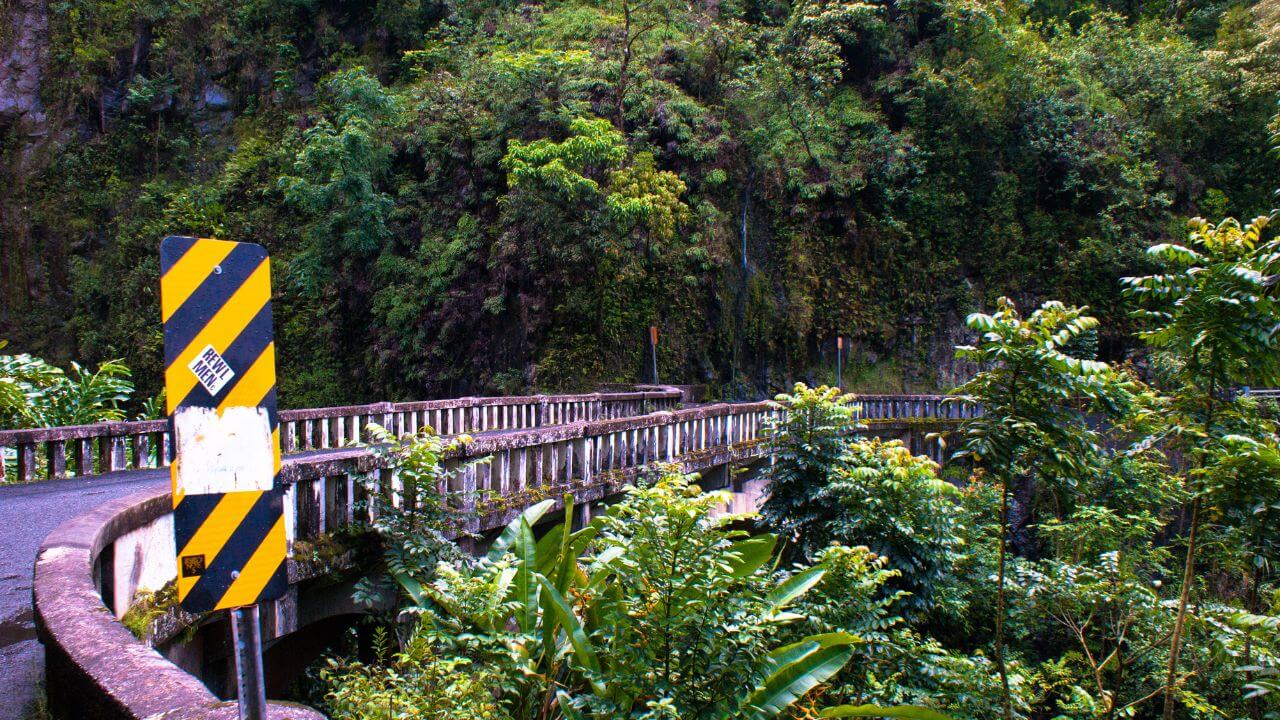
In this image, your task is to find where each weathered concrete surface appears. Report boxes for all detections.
[34,488,325,720]
[0,447,358,720]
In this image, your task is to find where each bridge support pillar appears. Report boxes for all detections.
[573,499,592,530]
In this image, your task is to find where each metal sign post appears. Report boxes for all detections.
[649,326,660,385]
[160,236,286,720]
[230,602,267,712]
[231,606,267,720]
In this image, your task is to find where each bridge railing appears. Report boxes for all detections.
[0,390,681,484]
[0,391,971,484]
[857,394,979,420]
[279,396,966,543]
[37,396,966,718]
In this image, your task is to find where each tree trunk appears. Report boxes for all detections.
[995,480,1013,720]
[1161,494,1201,720]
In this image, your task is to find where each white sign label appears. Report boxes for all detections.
[173,406,275,494]
[187,344,235,396]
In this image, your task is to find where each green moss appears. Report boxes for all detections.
[120,581,178,642]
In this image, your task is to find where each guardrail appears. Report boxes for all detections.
[0,390,681,483]
[279,394,971,561]
[284,401,786,541]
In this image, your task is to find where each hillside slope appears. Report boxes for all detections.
[1,0,1277,405]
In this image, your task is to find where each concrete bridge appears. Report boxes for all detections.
[0,389,973,720]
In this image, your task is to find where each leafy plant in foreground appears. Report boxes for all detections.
[1123,214,1280,719]
[0,341,134,431]
[351,424,479,616]
[951,298,1126,720]
[398,469,856,719]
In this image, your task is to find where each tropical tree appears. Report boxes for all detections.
[1122,214,1280,719]
[950,298,1127,720]
[760,383,861,559]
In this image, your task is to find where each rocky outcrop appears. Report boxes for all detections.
[1,0,51,332]
[0,0,50,167]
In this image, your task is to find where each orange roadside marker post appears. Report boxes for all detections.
[650,325,660,385]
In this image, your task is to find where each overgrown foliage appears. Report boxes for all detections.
[5,0,1278,401]
[0,341,134,430]
[758,205,1280,716]
[328,439,941,720]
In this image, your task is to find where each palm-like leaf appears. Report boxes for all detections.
[744,639,855,719]
[820,705,955,719]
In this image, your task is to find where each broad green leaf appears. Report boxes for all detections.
[392,570,427,608]
[728,534,778,578]
[767,566,826,611]
[513,517,539,632]
[745,644,853,718]
[488,498,556,561]
[764,632,859,671]
[536,574,605,696]
[820,705,955,720]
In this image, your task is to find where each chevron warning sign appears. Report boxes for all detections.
[160,236,287,614]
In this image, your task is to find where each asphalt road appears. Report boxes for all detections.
[0,430,528,717]
[0,468,168,717]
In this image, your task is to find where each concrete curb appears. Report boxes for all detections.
[32,487,324,720]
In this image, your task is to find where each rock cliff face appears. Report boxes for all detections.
[1,0,49,167]
[1,0,50,330]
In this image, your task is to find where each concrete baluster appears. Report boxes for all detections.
[514,448,527,494]
[495,450,509,496]
[73,438,93,476]
[578,437,590,483]
[282,484,298,552]
[17,442,38,481]
[110,436,127,472]
[545,443,560,486]
[127,435,142,469]
[313,477,328,534]
[344,473,356,523]
[323,417,336,448]
[47,440,67,479]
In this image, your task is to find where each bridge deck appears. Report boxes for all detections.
[0,425,570,720]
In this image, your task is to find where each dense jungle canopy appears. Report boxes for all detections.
[1,0,1278,405]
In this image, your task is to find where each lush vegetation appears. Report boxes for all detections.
[312,214,1280,718]
[3,0,1280,711]
[3,0,1279,402]
[0,340,137,428]
[326,460,933,719]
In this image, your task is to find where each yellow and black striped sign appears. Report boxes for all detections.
[160,236,287,614]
